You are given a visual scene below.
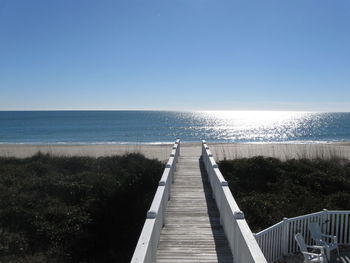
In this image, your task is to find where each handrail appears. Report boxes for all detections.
[254,209,350,262]
[131,139,180,263]
[201,140,267,263]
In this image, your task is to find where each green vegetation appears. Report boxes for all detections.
[219,156,350,232]
[0,153,164,262]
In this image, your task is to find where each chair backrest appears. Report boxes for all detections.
[309,222,322,245]
[295,233,308,252]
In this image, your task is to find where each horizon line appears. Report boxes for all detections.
[0,109,349,113]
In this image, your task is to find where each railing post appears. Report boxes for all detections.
[175,138,180,156]
[201,140,206,158]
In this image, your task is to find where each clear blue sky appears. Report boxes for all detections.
[0,0,349,111]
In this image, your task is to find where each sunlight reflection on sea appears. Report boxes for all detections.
[180,111,348,143]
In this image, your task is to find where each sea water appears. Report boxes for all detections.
[0,111,349,144]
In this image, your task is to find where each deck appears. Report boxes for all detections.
[156,144,233,262]
[282,247,350,263]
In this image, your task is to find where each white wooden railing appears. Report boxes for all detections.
[254,210,350,262]
[131,139,180,263]
[201,140,267,263]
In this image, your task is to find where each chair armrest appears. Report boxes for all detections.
[321,234,338,243]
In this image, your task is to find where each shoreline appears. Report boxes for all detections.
[1,142,350,161]
[1,140,350,145]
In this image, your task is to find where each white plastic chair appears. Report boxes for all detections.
[295,233,327,263]
[308,222,340,260]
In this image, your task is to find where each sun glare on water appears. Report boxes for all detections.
[196,111,315,142]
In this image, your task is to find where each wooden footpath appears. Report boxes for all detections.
[156,144,233,262]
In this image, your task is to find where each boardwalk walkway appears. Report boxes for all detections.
[156,144,233,262]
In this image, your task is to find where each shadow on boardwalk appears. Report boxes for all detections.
[199,157,233,262]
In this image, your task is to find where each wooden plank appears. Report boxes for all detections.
[156,145,233,262]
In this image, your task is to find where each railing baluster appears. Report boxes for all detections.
[270,231,273,261]
[265,233,269,261]
[332,213,336,236]
[345,213,349,244]
[344,213,348,243]
[302,218,306,243]
[277,227,280,259]
[336,213,340,242]
[278,225,282,258]
[297,219,301,251]
[340,214,344,243]
[306,216,311,245]
[327,212,331,235]
[287,220,291,255]
[254,210,350,262]
[271,230,274,261]
[262,234,266,261]
[348,212,350,244]
[290,221,295,253]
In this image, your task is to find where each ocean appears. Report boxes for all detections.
[0,111,349,144]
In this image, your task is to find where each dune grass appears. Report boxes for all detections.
[210,143,349,161]
[219,156,350,232]
[0,153,164,262]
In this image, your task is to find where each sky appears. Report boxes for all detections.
[0,0,349,111]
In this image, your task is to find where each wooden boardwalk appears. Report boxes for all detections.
[156,144,233,262]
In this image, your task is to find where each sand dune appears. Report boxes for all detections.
[208,142,350,161]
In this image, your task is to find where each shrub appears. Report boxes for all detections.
[0,153,164,262]
[219,157,350,232]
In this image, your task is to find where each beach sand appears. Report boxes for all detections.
[1,142,350,161]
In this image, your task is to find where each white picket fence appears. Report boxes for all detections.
[131,139,180,263]
[201,140,267,263]
[254,210,350,262]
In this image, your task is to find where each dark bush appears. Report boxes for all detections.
[0,153,164,262]
[219,157,350,232]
